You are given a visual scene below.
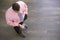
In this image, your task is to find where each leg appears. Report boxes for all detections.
[24,14,27,21]
[23,14,28,29]
[14,26,22,34]
[19,14,27,24]
[19,14,28,29]
[14,26,26,38]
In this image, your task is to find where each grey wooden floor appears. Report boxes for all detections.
[0,0,60,40]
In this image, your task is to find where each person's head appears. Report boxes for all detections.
[12,3,20,12]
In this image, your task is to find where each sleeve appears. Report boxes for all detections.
[24,3,28,14]
[5,10,19,26]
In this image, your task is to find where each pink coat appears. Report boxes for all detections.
[5,1,28,26]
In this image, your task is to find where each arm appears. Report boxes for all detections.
[24,4,28,14]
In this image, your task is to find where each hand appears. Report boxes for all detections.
[18,24,25,29]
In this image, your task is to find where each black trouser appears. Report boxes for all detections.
[14,14,27,34]
[14,26,22,34]
[19,14,27,25]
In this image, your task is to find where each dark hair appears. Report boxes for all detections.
[12,3,20,11]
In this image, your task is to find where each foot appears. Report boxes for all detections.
[19,33,26,38]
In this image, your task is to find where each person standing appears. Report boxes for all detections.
[5,1,28,38]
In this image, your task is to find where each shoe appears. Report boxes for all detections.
[25,25,28,29]
[19,33,26,38]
